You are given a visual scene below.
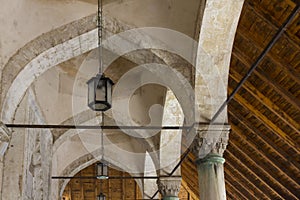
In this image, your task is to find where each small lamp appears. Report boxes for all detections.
[87,74,113,111]
[96,163,109,179]
[97,193,106,200]
[87,0,113,111]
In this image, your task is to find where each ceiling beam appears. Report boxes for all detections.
[230,124,300,186]
[228,87,300,154]
[229,68,300,132]
[230,128,300,194]
[225,161,268,199]
[224,168,255,199]
[181,163,199,197]
[228,107,300,169]
[225,180,248,200]
[181,180,199,200]
[225,149,284,199]
[232,47,300,110]
[236,30,300,86]
[244,1,300,45]
[227,142,298,199]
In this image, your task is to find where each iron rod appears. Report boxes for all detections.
[5,123,228,130]
[169,148,191,176]
[211,5,300,122]
[51,175,181,180]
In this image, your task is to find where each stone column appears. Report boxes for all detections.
[157,177,181,200]
[192,125,230,200]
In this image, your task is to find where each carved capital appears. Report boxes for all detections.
[157,177,181,197]
[192,124,230,159]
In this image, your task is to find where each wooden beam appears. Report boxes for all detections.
[230,68,300,132]
[181,164,199,197]
[225,161,268,199]
[225,180,247,200]
[225,149,284,199]
[230,123,300,186]
[122,172,125,200]
[228,107,300,169]
[228,86,300,154]
[230,128,300,195]
[232,47,300,110]
[224,169,254,199]
[227,143,299,199]
[181,180,199,200]
[236,30,300,86]
[244,1,300,45]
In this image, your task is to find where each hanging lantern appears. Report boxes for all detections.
[87,74,113,111]
[97,193,106,200]
[96,163,109,179]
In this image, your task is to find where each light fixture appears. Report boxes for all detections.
[97,193,106,200]
[96,162,109,180]
[96,163,107,200]
[87,0,113,111]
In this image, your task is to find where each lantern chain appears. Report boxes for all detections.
[98,0,103,76]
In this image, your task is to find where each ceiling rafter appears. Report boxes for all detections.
[225,150,285,199]
[230,129,299,193]
[224,169,256,199]
[225,187,235,200]
[236,30,300,85]
[225,180,248,200]
[181,162,199,197]
[229,68,300,132]
[227,142,299,199]
[230,123,300,185]
[228,107,300,169]
[232,47,300,110]
[244,1,300,45]
[228,87,299,153]
[225,161,269,199]
[181,179,199,200]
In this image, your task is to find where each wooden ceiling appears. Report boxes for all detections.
[63,0,300,199]
[181,0,300,199]
[62,164,198,200]
[225,0,299,199]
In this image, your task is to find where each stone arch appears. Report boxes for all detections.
[51,135,145,199]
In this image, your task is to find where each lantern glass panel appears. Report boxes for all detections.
[95,79,106,102]
[97,193,106,200]
[88,78,95,109]
[106,80,112,106]
[97,163,108,179]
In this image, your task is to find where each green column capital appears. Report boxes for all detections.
[195,153,225,165]
[163,197,180,200]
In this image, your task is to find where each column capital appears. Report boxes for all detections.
[192,124,230,159]
[157,177,181,198]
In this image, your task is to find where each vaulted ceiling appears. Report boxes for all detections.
[62,0,300,199]
[1,0,299,199]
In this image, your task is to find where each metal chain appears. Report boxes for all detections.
[98,0,103,75]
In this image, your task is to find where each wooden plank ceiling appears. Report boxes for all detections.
[62,164,197,200]
[183,0,300,199]
[64,0,300,199]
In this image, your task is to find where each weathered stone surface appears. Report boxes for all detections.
[192,124,230,159]
[0,1,244,199]
[157,177,182,198]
